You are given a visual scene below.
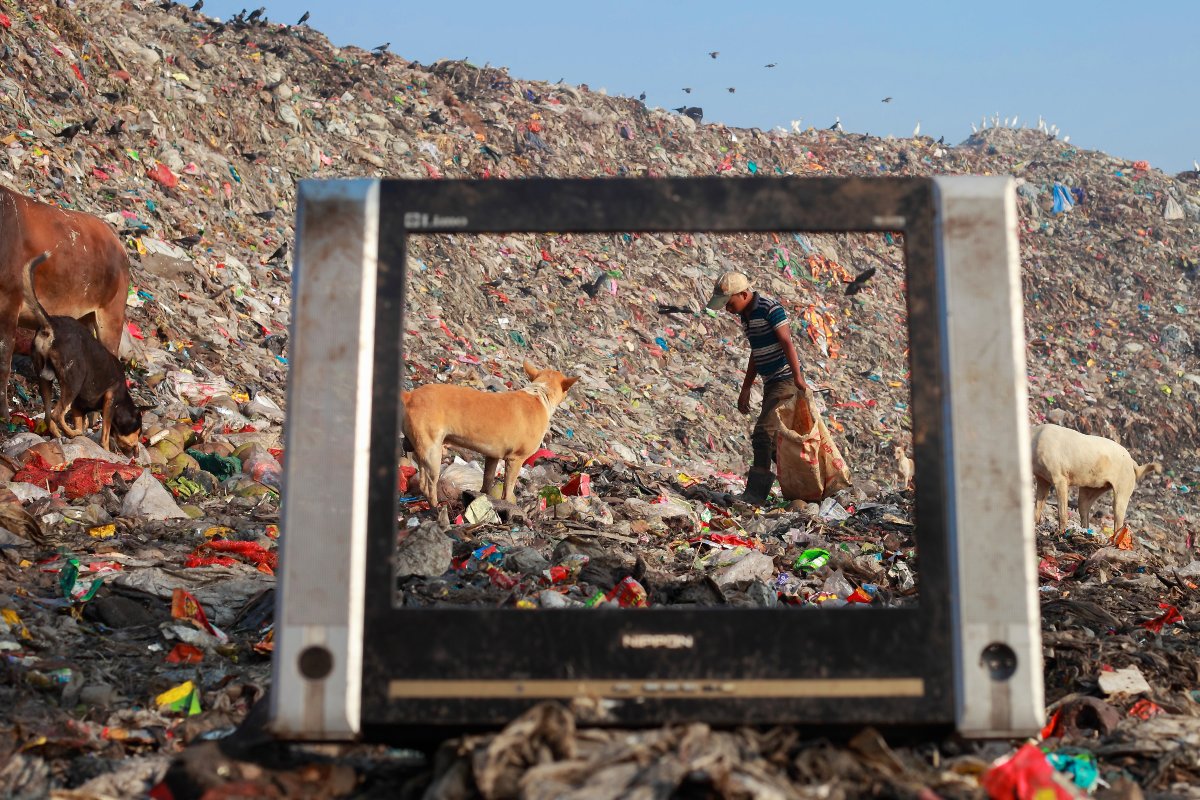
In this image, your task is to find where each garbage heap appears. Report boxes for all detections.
[0,0,1198,797]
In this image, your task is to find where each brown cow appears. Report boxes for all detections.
[0,185,131,420]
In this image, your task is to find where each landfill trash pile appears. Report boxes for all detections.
[0,0,1197,797]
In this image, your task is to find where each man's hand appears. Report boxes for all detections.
[795,378,810,395]
[737,387,752,414]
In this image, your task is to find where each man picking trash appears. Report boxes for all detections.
[706,271,811,505]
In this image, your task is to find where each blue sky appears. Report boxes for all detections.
[203,1,1199,174]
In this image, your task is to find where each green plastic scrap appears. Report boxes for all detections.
[793,548,830,573]
[59,558,104,604]
[187,449,242,480]
[1045,750,1098,792]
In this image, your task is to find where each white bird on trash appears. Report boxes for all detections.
[829,116,843,132]
[1063,135,1070,144]
[912,121,920,137]
[971,122,978,133]
[790,119,803,133]
[1194,160,1200,171]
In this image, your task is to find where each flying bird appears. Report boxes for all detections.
[844,267,877,296]
[881,96,892,103]
[682,87,692,94]
[727,87,735,93]
[707,51,719,58]
[765,62,777,68]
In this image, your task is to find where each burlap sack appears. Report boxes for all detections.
[774,392,852,502]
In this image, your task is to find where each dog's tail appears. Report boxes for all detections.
[1136,462,1163,481]
[22,251,53,331]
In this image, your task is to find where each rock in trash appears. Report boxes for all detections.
[395,521,453,578]
[505,547,550,576]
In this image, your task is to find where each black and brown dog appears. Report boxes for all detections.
[22,252,141,453]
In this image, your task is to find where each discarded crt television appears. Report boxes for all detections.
[269,176,1043,741]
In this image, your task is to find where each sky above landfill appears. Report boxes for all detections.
[203,0,1199,175]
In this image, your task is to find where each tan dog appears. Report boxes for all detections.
[893,445,914,490]
[1031,423,1161,534]
[402,361,578,505]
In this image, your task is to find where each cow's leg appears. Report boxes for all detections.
[92,290,127,358]
[0,304,18,421]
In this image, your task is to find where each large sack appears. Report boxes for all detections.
[774,393,852,502]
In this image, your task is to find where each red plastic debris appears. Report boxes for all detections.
[606,576,648,608]
[846,587,873,604]
[165,643,205,664]
[147,162,179,187]
[398,464,418,493]
[185,540,277,574]
[523,448,555,467]
[981,743,1076,799]
[171,588,220,638]
[1040,708,1063,740]
[1128,698,1165,720]
[1140,603,1183,633]
[561,472,591,497]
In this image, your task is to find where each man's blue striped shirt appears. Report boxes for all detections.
[741,293,793,384]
